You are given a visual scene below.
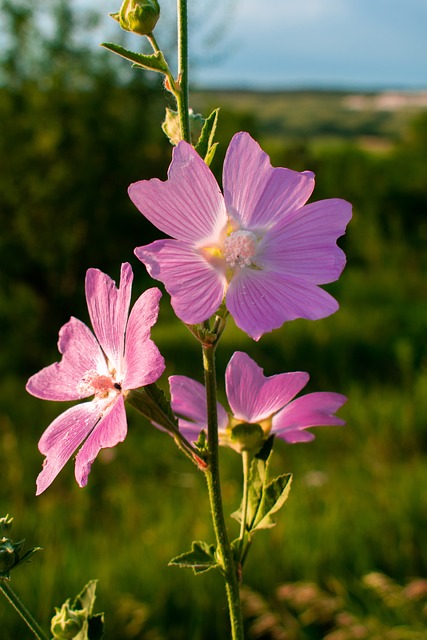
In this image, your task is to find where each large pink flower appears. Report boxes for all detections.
[169,351,346,448]
[26,263,165,494]
[130,132,352,340]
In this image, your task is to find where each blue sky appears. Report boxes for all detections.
[98,0,427,90]
[185,0,427,89]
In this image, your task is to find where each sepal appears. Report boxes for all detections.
[0,515,42,578]
[194,108,220,165]
[169,541,218,574]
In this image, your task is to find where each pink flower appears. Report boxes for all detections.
[129,132,352,340]
[26,263,165,494]
[169,351,346,449]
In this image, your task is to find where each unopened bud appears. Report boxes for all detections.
[51,601,86,639]
[0,536,24,575]
[110,0,160,36]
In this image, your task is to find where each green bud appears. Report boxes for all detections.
[0,536,25,576]
[51,601,86,639]
[110,0,160,36]
[0,515,13,533]
[230,423,265,455]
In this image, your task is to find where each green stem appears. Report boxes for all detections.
[202,344,244,640]
[238,450,251,559]
[0,579,49,640]
[177,0,190,142]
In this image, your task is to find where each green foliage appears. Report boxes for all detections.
[169,541,218,575]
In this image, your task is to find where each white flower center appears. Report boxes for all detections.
[223,230,258,268]
[77,369,121,399]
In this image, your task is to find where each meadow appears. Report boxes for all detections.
[1,4,427,638]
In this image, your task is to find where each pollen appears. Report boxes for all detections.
[223,230,258,268]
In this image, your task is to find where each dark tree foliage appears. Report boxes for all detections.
[0,0,172,374]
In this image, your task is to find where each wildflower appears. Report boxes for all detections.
[169,351,346,452]
[26,263,165,494]
[130,132,352,340]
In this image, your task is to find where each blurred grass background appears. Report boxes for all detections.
[1,1,427,638]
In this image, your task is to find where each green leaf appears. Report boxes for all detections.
[74,580,98,616]
[100,42,168,75]
[252,473,293,531]
[126,384,179,432]
[195,108,220,164]
[169,541,218,574]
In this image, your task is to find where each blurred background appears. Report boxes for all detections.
[1,0,427,638]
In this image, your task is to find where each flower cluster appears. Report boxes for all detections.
[27,133,350,492]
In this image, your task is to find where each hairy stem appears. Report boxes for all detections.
[202,344,244,640]
[177,0,190,142]
[0,579,49,640]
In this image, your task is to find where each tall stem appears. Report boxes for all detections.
[202,344,244,640]
[177,0,190,142]
[0,579,49,640]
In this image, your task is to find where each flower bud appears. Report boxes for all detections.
[51,601,86,639]
[0,536,24,575]
[110,0,160,36]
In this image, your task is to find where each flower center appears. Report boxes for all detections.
[223,230,258,268]
[77,369,120,399]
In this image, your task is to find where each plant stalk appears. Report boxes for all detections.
[202,344,244,640]
[177,0,190,142]
[0,579,49,640]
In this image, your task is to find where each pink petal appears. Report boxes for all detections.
[74,395,127,487]
[26,317,107,401]
[223,132,315,231]
[123,287,165,389]
[85,263,133,371]
[225,352,309,423]
[36,401,102,494]
[226,268,339,340]
[257,199,352,284]
[169,375,228,437]
[129,141,227,244]
[272,392,347,442]
[135,239,226,324]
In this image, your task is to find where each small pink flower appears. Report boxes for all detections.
[129,132,352,340]
[169,351,346,448]
[26,263,165,494]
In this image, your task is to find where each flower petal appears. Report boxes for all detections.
[257,199,352,284]
[272,392,347,442]
[135,239,226,324]
[36,401,102,495]
[223,132,315,230]
[129,141,227,244]
[123,287,165,389]
[226,268,339,340]
[225,352,309,422]
[169,375,228,438]
[74,395,127,487]
[85,263,133,370]
[26,317,107,401]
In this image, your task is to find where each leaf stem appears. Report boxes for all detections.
[238,450,251,558]
[202,344,244,640]
[177,0,190,142]
[0,579,49,640]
